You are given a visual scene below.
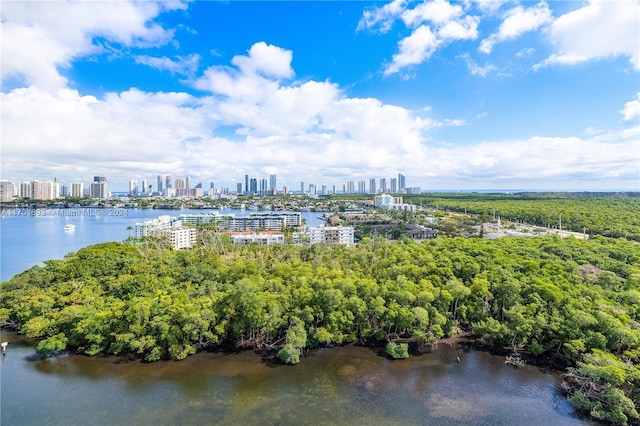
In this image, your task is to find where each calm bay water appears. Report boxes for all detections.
[0,333,591,426]
[0,207,591,425]
[0,208,324,281]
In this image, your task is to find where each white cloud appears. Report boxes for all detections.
[537,0,640,70]
[357,0,407,33]
[402,0,464,27]
[385,26,441,75]
[459,54,497,77]
[134,54,201,76]
[620,93,640,122]
[479,1,552,54]
[426,131,639,188]
[0,1,186,91]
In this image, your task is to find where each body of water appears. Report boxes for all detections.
[0,208,324,281]
[0,332,591,426]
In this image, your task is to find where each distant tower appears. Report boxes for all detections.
[166,175,172,189]
[185,176,191,189]
[269,174,277,193]
[398,173,406,191]
[129,179,138,196]
[157,175,163,194]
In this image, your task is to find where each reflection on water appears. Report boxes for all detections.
[1,333,591,426]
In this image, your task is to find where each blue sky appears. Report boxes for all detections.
[1,0,639,192]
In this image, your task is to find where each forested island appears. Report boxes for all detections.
[1,193,639,424]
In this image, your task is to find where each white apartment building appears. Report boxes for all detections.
[134,215,176,237]
[152,226,197,249]
[304,226,354,246]
[231,232,285,245]
[71,182,84,198]
[374,194,416,212]
[0,180,15,202]
[135,215,196,249]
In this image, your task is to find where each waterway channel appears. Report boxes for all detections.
[1,332,591,425]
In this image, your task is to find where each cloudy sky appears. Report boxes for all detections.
[1,0,639,192]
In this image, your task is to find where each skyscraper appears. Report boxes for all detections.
[185,176,191,189]
[157,175,163,194]
[380,178,387,193]
[260,178,268,195]
[398,173,406,191]
[390,178,397,193]
[369,178,377,194]
[71,182,83,198]
[245,174,249,194]
[129,179,138,196]
[269,174,277,193]
[90,177,108,198]
[166,175,172,189]
[0,180,15,202]
[141,179,147,194]
[249,178,257,195]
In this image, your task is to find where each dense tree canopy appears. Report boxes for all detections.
[407,193,640,240]
[1,205,639,423]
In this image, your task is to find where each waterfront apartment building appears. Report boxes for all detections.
[29,180,59,200]
[0,180,15,202]
[71,182,83,198]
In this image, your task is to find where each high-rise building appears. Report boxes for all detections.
[249,178,257,195]
[321,184,327,195]
[380,178,387,193]
[60,185,69,197]
[141,179,148,194]
[347,181,355,194]
[71,182,83,198]
[185,176,191,189]
[94,176,107,183]
[20,182,32,198]
[398,173,406,191]
[236,183,243,194]
[0,180,15,202]
[269,174,277,193]
[260,178,268,195]
[129,179,138,196]
[245,175,249,194]
[390,178,397,193]
[157,175,163,194]
[90,180,108,198]
[369,178,377,194]
[166,175,172,189]
[175,178,185,190]
[300,181,304,194]
[358,180,366,193]
[32,180,57,200]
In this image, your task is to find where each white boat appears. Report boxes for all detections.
[64,224,76,231]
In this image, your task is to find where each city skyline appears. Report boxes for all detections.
[1,1,639,191]
[1,171,412,197]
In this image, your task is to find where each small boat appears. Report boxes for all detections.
[64,224,76,231]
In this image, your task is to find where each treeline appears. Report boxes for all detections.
[406,193,640,240]
[1,235,639,423]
